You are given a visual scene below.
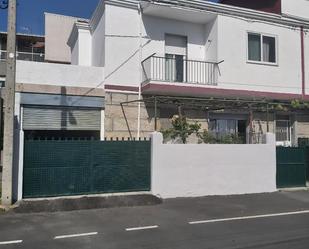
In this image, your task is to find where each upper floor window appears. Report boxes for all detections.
[248,32,277,64]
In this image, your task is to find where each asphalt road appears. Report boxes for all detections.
[1,191,309,249]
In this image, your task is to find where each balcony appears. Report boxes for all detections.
[0,50,45,62]
[142,55,219,86]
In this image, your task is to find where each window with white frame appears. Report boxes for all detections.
[276,120,291,142]
[248,33,277,64]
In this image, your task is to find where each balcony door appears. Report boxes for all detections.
[165,34,187,82]
[165,54,185,82]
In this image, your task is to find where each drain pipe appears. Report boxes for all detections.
[300,26,306,98]
[137,2,143,139]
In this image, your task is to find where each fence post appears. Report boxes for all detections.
[265,133,276,146]
[150,132,163,196]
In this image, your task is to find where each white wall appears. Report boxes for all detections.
[104,4,140,86]
[305,31,309,95]
[91,1,105,67]
[78,29,92,66]
[16,61,104,88]
[101,3,304,95]
[217,15,302,94]
[71,39,79,65]
[204,18,218,62]
[103,4,212,86]
[45,13,87,63]
[151,132,277,198]
[282,0,309,20]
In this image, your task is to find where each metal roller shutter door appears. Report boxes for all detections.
[23,106,101,131]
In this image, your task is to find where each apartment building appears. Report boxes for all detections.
[0,32,45,84]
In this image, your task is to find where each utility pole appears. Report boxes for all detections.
[2,0,17,206]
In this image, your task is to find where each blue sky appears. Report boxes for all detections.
[0,0,219,35]
[0,0,100,34]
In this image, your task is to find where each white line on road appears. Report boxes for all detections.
[126,225,159,231]
[0,240,23,245]
[54,232,98,240]
[189,210,309,225]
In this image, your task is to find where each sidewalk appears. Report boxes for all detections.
[11,194,162,213]
[3,190,309,216]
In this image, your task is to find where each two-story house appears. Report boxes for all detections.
[5,0,309,200]
[64,0,309,146]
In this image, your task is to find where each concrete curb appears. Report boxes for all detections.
[279,187,309,192]
[11,194,162,214]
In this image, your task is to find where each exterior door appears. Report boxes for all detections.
[165,54,184,82]
[276,119,291,146]
[165,34,187,82]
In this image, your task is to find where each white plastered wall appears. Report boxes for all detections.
[151,132,277,199]
[71,39,79,65]
[16,61,104,88]
[45,13,86,63]
[91,4,106,67]
[78,29,92,66]
[305,29,309,95]
[281,0,309,20]
[103,4,210,87]
[216,15,302,94]
[204,17,218,62]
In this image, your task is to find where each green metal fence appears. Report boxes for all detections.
[23,139,151,198]
[298,138,309,183]
[276,147,307,188]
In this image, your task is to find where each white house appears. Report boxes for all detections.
[62,0,309,146]
[5,0,309,200]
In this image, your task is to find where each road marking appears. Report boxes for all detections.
[126,225,159,231]
[0,240,23,245]
[54,232,98,240]
[189,210,309,225]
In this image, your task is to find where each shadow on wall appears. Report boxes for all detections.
[142,15,207,57]
[60,86,77,130]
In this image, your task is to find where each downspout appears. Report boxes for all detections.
[137,2,142,139]
[301,26,306,98]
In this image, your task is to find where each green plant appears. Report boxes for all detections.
[162,115,201,144]
[217,134,244,144]
[291,99,301,109]
[290,99,309,110]
[198,130,217,144]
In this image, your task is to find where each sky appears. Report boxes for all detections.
[0,0,100,35]
[0,0,219,35]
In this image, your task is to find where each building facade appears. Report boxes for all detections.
[2,0,309,200]
[66,0,309,146]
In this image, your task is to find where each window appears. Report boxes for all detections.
[276,120,291,142]
[209,119,246,143]
[248,33,277,64]
[165,34,187,82]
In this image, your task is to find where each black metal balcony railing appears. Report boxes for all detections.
[0,50,45,62]
[142,55,219,85]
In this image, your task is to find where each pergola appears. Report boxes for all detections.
[120,95,307,139]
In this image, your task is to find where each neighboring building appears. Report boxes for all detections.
[44,13,89,64]
[0,32,45,82]
[4,0,309,200]
[219,0,282,14]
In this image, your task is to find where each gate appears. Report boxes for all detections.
[23,139,151,198]
[276,147,307,188]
